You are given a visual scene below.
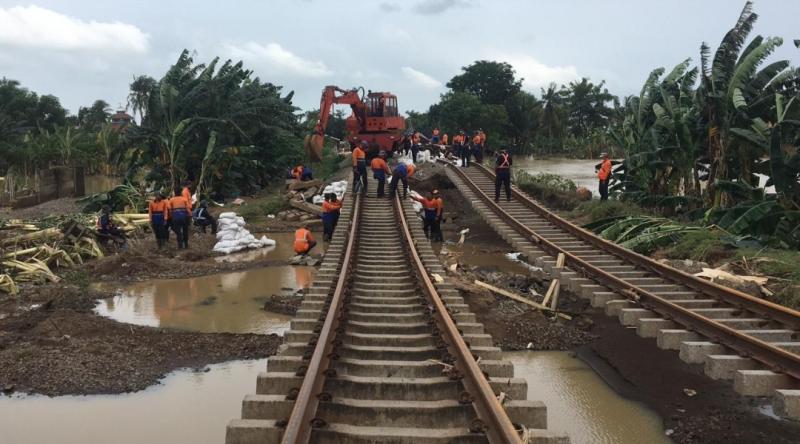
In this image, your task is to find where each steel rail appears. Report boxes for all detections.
[280,193,362,444]
[393,193,522,444]
[470,161,800,329]
[444,160,800,380]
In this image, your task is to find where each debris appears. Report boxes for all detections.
[683,388,697,397]
[458,228,470,245]
[448,263,458,272]
[431,273,444,283]
[694,267,772,296]
[473,279,571,320]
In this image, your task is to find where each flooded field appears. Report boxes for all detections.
[506,351,669,444]
[514,157,601,195]
[95,264,314,335]
[0,358,267,444]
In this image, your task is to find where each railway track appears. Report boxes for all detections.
[442,159,800,419]
[226,186,566,443]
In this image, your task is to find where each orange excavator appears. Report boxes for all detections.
[304,86,406,161]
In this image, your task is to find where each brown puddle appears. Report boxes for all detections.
[435,242,532,275]
[0,358,267,444]
[95,265,315,335]
[506,351,669,444]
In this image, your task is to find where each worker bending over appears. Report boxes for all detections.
[193,200,217,234]
[371,150,392,198]
[294,224,317,255]
[412,189,443,242]
[148,192,169,247]
[411,131,422,163]
[353,141,368,194]
[390,163,415,199]
[321,193,342,241]
[495,149,513,202]
[597,152,612,201]
[169,186,191,249]
[97,205,126,244]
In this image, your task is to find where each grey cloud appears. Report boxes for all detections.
[412,0,472,15]
[379,2,402,12]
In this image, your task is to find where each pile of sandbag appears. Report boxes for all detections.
[313,180,348,204]
[213,212,276,254]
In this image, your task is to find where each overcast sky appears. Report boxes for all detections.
[1,0,798,116]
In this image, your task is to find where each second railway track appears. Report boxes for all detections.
[442,159,800,419]
[226,186,567,443]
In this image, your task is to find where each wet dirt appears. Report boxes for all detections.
[0,358,269,444]
[0,284,280,396]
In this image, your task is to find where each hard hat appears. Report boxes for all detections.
[432,189,440,195]
[378,150,386,157]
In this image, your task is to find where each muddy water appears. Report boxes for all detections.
[95,265,315,335]
[0,358,267,444]
[514,157,600,195]
[507,351,669,444]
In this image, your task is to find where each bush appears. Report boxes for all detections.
[663,230,732,262]
[237,196,290,220]
[514,171,580,210]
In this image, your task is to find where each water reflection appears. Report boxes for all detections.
[0,359,267,444]
[95,265,315,335]
[506,351,669,444]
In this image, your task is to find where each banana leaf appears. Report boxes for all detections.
[726,200,778,235]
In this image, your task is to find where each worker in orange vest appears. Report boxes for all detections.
[292,164,304,181]
[181,180,193,212]
[597,152,612,201]
[148,191,170,248]
[169,186,191,249]
[495,149,513,202]
[471,131,483,164]
[431,128,440,144]
[321,193,343,241]
[412,189,443,241]
[390,163,415,198]
[370,150,392,198]
[353,141,367,194]
[294,224,317,255]
[442,133,449,146]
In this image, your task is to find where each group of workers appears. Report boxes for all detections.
[142,180,217,249]
[353,141,416,199]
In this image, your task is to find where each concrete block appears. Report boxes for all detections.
[636,318,677,338]
[619,308,654,326]
[526,429,571,444]
[605,300,632,316]
[774,389,800,420]
[679,342,726,364]
[657,330,701,350]
[734,370,799,396]
[590,292,621,308]
[225,419,282,444]
[505,400,548,429]
[704,355,761,380]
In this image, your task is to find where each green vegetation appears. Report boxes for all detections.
[663,230,731,262]
[406,61,616,157]
[514,170,580,210]
[237,195,291,221]
[570,200,647,224]
[609,2,800,250]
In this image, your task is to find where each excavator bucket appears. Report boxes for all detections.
[305,134,324,162]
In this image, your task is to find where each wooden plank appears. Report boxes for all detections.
[474,280,571,320]
[289,199,322,216]
[549,280,561,311]
[541,278,558,307]
[555,252,565,269]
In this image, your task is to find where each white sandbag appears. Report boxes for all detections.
[219,212,237,219]
[260,236,276,246]
[312,195,325,204]
[235,217,245,226]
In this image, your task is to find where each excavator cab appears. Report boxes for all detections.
[366,93,398,118]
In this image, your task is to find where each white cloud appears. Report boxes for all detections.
[401,66,442,88]
[226,42,332,78]
[0,5,148,53]
[501,54,580,91]
[413,0,472,15]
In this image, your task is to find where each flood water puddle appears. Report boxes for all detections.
[95,265,315,335]
[506,351,669,444]
[0,358,267,444]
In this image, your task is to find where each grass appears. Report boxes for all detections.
[237,195,291,221]
[569,200,647,224]
[63,270,91,291]
[663,229,732,263]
